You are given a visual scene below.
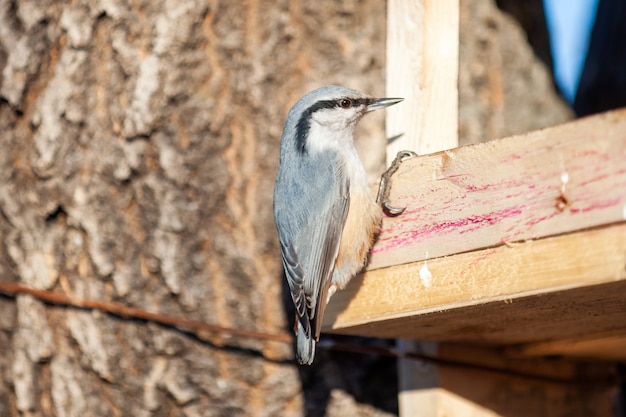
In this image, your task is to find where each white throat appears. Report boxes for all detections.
[306,123,369,189]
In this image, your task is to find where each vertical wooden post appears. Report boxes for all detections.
[384,2,617,417]
[386,0,459,416]
[385,0,459,160]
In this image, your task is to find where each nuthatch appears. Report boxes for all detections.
[273,85,404,365]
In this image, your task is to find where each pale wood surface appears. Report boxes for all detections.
[371,108,626,270]
[383,2,621,415]
[325,223,626,358]
[433,344,615,417]
[332,109,626,360]
[386,1,460,415]
[385,0,459,161]
[510,332,626,361]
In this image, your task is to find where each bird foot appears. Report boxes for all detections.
[376,150,418,216]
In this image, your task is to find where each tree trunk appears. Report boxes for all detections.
[0,1,573,416]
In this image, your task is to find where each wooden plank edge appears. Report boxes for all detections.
[323,222,626,332]
[370,108,626,270]
[385,0,460,159]
[508,331,626,361]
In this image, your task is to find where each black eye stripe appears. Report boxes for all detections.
[338,98,372,108]
[295,100,336,154]
[294,97,375,154]
[303,98,374,111]
[359,98,375,106]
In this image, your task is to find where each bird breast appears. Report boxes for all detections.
[332,150,382,289]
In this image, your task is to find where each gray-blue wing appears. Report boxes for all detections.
[276,174,349,340]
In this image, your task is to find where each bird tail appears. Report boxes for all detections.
[296,321,316,365]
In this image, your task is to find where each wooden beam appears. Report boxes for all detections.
[428,344,616,417]
[324,223,626,354]
[386,1,460,415]
[381,0,623,414]
[324,109,626,361]
[509,332,626,361]
[370,108,626,270]
[385,0,459,159]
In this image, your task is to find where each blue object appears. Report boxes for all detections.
[543,0,600,103]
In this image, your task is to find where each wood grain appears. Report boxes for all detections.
[386,2,460,415]
[371,108,626,270]
[509,332,626,361]
[385,0,459,161]
[324,223,626,356]
[382,2,620,415]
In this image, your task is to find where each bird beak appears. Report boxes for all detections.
[367,97,403,112]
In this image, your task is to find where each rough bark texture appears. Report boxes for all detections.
[0,1,575,416]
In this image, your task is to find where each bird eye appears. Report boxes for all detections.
[339,98,352,108]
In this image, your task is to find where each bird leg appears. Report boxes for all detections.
[377,150,418,216]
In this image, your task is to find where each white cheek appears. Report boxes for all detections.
[311,108,359,131]
[308,124,368,187]
[306,123,350,154]
[307,111,360,152]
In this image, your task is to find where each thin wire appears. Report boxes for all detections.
[0,282,293,343]
[0,282,616,386]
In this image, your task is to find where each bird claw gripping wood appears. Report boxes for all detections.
[377,150,418,216]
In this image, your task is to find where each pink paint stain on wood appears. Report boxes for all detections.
[373,205,525,254]
[570,196,625,214]
[457,248,498,279]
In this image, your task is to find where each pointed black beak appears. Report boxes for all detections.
[367,97,404,112]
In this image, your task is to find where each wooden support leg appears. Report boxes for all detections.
[398,342,618,417]
[398,340,439,416]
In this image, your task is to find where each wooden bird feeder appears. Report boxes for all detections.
[323,1,626,415]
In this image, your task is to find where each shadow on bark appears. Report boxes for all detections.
[280,273,398,417]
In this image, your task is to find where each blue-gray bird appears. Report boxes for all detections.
[273,85,403,365]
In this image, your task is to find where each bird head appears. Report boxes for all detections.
[284,85,402,155]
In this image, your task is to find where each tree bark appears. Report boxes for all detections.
[0,1,574,416]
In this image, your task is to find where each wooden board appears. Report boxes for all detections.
[324,223,626,359]
[432,344,616,417]
[509,332,626,361]
[385,0,459,159]
[382,2,621,414]
[385,2,460,415]
[370,108,626,270]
